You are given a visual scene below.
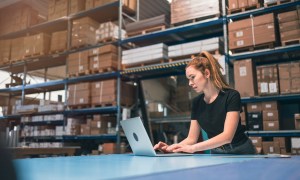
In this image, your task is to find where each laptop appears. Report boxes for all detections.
[120,117,193,157]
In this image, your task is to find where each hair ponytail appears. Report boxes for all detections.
[186,51,231,90]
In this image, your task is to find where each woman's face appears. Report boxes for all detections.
[186,66,208,93]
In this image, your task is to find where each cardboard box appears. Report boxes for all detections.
[291,62,300,78]
[247,103,262,112]
[262,101,278,110]
[295,114,300,130]
[279,20,300,32]
[23,33,51,56]
[89,53,118,71]
[247,112,263,130]
[257,65,279,96]
[262,141,280,154]
[69,0,86,14]
[263,110,279,121]
[291,78,300,93]
[281,29,300,41]
[67,50,90,75]
[89,44,118,56]
[291,137,300,148]
[263,121,279,131]
[278,10,300,23]
[239,0,248,8]
[249,137,262,147]
[248,0,259,6]
[274,137,286,148]
[50,30,67,52]
[234,59,257,97]
[80,124,91,135]
[48,0,69,21]
[102,143,116,154]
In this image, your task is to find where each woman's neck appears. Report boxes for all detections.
[203,82,220,104]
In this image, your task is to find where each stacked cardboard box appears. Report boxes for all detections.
[71,17,99,48]
[10,37,25,62]
[274,137,287,154]
[234,59,257,97]
[50,30,68,53]
[291,137,300,155]
[228,0,259,10]
[229,13,275,50]
[262,101,279,131]
[23,33,51,57]
[295,114,300,130]
[48,0,69,21]
[257,65,279,96]
[247,103,263,130]
[278,10,300,45]
[65,118,86,135]
[0,39,11,65]
[171,0,221,25]
[278,62,300,94]
[70,0,86,15]
[249,137,262,153]
[89,44,118,72]
[262,141,280,154]
[95,22,125,42]
[68,82,91,106]
[102,143,117,154]
[91,115,116,135]
[91,80,136,106]
[168,38,224,58]
[85,0,137,12]
[0,3,39,35]
[67,50,90,75]
[122,43,168,66]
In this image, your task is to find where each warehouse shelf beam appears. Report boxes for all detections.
[227,1,300,21]
[150,116,190,124]
[246,130,300,137]
[19,134,118,142]
[0,115,21,120]
[241,94,300,103]
[65,106,118,116]
[229,44,300,60]
[121,18,224,45]
[21,120,64,126]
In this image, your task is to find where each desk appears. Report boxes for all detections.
[10,147,79,159]
[14,154,300,180]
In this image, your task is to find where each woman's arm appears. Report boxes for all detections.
[171,111,240,153]
[179,120,201,145]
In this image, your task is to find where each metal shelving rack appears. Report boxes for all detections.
[0,1,137,149]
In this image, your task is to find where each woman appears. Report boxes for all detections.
[154,51,256,154]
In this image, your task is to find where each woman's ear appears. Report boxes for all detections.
[205,69,210,79]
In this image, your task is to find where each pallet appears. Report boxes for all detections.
[90,66,117,74]
[122,59,168,69]
[50,49,67,54]
[264,0,294,7]
[282,38,300,46]
[71,44,92,50]
[92,101,132,108]
[126,25,166,37]
[68,104,91,110]
[23,52,45,58]
[172,14,220,27]
[228,3,261,15]
[97,37,117,43]
[67,69,91,78]
[230,42,275,54]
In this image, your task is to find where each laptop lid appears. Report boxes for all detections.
[120,117,157,156]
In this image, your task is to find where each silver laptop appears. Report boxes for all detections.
[120,117,193,157]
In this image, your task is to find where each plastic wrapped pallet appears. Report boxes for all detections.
[71,17,99,48]
[278,10,300,46]
[278,62,300,94]
[171,0,221,25]
[122,43,168,66]
[95,22,125,42]
[50,30,68,53]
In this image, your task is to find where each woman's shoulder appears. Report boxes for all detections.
[222,88,241,97]
[192,93,204,103]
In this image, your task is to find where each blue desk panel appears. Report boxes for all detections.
[14,154,299,180]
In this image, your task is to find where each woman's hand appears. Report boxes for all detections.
[167,144,196,153]
[153,141,172,153]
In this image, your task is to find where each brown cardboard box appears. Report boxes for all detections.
[295,114,300,130]
[257,65,279,96]
[262,141,280,154]
[234,59,257,97]
[239,0,248,8]
[263,121,279,131]
[262,101,278,110]
[10,37,25,61]
[279,20,300,32]
[274,137,286,148]
[291,62,300,78]
[279,79,291,94]
[281,29,300,41]
[263,110,279,121]
[0,39,11,64]
[70,0,86,14]
[80,124,91,135]
[102,143,116,154]
[67,50,90,75]
[23,33,51,56]
[50,30,67,52]
[247,103,262,112]
[278,10,299,23]
[278,63,290,79]
[291,78,300,93]
[48,0,69,21]
[229,13,274,31]
[89,53,118,71]
[250,137,262,147]
[68,83,91,106]
[248,0,259,6]
[89,44,118,56]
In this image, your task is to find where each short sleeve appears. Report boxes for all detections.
[226,90,241,112]
[191,96,200,120]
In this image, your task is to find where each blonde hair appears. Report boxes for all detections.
[186,51,230,90]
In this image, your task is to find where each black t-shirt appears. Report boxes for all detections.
[191,88,247,144]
